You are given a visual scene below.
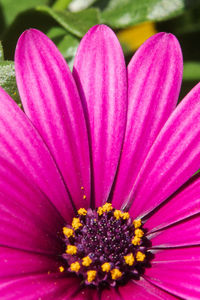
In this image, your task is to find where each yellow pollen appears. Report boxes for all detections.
[121,212,130,220]
[82,256,92,267]
[81,186,84,190]
[102,202,113,212]
[70,261,80,272]
[135,228,144,238]
[77,208,87,216]
[63,227,74,238]
[97,206,103,216]
[113,209,123,220]
[131,236,141,246]
[124,253,135,266]
[83,195,87,200]
[87,270,97,282]
[133,219,142,228]
[111,268,122,280]
[66,245,77,255]
[136,251,146,262]
[101,262,111,272]
[72,217,83,230]
[59,266,64,272]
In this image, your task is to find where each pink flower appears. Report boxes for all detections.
[0,24,200,299]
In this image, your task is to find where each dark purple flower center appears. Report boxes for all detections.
[60,203,150,287]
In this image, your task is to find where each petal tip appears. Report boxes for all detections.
[83,24,116,42]
[16,28,47,49]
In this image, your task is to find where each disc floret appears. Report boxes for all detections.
[61,203,148,286]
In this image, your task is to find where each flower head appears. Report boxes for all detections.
[0,25,200,299]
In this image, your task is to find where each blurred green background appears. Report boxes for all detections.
[1,0,200,104]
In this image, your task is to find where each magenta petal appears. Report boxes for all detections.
[145,247,200,299]
[97,289,121,300]
[148,213,200,248]
[128,82,200,218]
[0,161,65,253]
[0,247,60,277]
[71,288,98,300]
[0,178,63,253]
[145,173,200,232]
[112,33,182,209]
[73,25,127,207]
[0,274,80,300]
[0,87,73,225]
[15,29,91,209]
[118,277,176,299]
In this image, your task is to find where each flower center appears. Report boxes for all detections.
[60,203,149,287]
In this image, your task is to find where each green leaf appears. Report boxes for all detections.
[2,7,83,66]
[157,4,200,36]
[183,61,200,81]
[36,6,100,37]
[47,27,79,69]
[0,0,48,27]
[0,42,4,61]
[0,61,21,104]
[2,9,58,60]
[52,0,72,10]
[95,0,200,29]
[68,0,97,12]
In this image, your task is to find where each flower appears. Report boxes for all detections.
[0,24,200,299]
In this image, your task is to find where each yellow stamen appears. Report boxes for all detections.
[111,268,122,280]
[101,262,111,272]
[70,261,80,272]
[82,256,92,267]
[63,227,74,238]
[121,212,130,220]
[102,203,113,212]
[59,266,64,273]
[77,208,87,216]
[97,207,103,216]
[81,186,84,190]
[124,253,134,266]
[133,219,142,228]
[113,209,123,220]
[72,217,83,230]
[83,195,87,200]
[66,245,77,255]
[135,228,144,238]
[131,236,141,246]
[136,251,146,262]
[87,270,96,282]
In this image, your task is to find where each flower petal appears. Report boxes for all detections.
[15,29,91,209]
[0,247,60,277]
[127,82,200,218]
[0,87,73,224]
[0,274,80,300]
[148,213,200,248]
[112,32,182,209]
[0,172,64,254]
[98,289,121,300]
[73,25,127,207]
[145,173,200,233]
[118,277,177,299]
[145,247,200,299]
